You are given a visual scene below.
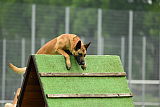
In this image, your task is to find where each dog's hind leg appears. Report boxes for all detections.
[56,49,71,70]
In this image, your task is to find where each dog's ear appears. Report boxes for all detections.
[75,40,81,50]
[84,42,91,50]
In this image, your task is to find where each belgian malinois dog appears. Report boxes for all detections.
[9,34,91,74]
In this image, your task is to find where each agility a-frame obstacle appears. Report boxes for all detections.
[17,56,47,107]
[17,55,134,107]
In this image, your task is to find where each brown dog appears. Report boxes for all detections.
[9,34,91,74]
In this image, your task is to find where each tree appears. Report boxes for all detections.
[143,1,160,79]
[70,8,97,37]
[0,2,32,39]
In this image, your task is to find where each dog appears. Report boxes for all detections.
[9,34,91,74]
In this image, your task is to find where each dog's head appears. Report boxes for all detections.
[72,40,91,66]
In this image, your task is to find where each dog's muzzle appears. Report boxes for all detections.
[80,61,85,65]
[75,56,85,65]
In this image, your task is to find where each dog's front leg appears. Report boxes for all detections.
[56,49,71,70]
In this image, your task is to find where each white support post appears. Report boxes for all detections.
[142,36,146,107]
[80,37,85,44]
[21,38,25,67]
[41,38,46,47]
[65,7,70,34]
[31,4,36,54]
[21,38,25,84]
[128,10,133,87]
[2,39,6,106]
[159,33,160,99]
[121,36,125,66]
[97,8,104,55]
[142,36,146,80]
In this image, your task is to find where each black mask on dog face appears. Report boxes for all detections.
[74,55,85,65]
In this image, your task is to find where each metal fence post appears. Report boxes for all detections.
[41,38,46,47]
[159,33,160,101]
[142,36,146,107]
[121,36,125,66]
[128,10,133,87]
[80,37,85,44]
[65,7,70,34]
[1,39,6,106]
[97,8,104,55]
[21,38,25,84]
[31,4,36,54]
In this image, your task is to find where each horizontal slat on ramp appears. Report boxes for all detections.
[47,93,132,98]
[39,72,126,77]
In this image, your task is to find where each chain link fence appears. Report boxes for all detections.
[0,3,160,107]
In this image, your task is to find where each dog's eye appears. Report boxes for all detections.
[84,54,86,57]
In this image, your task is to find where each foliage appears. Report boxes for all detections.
[0,3,32,39]
[70,7,97,37]
[144,12,160,37]
[0,0,160,39]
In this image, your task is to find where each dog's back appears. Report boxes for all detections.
[36,34,79,55]
[36,38,57,54]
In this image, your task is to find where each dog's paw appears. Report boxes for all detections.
[66,65,71,70]
[81,65,86,70]
[66,66,71,70]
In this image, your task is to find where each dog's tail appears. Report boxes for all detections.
[8,63,26,74]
